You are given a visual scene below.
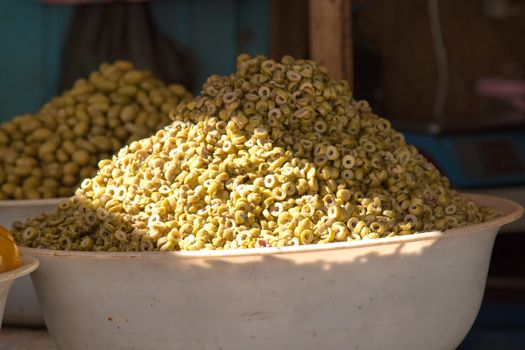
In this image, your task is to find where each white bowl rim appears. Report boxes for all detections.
[0,256,39,282]
[0,197,69,208]
[18,194,524,260]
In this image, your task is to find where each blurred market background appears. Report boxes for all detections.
[0,0,524,349]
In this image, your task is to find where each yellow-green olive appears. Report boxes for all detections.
[12,54,496,252]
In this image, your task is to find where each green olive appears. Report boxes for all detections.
[118,85,138,97]
[114,60,134,71]
[120,105,138,122]
[0,130,10,144]
[72,149,91,166]
[63,162,80,175]
[122,70,144,85]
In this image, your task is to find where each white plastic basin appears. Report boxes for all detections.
[22,194,523,350]
[0,256,40,331]
[0,198,67,327]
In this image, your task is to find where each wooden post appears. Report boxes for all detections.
[270,0,309,60]
[309,0,353,85]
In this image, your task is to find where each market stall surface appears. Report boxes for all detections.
[0,327,56,350]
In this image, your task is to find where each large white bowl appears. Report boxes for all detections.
[22,194,522,350]
[0,198,67,327]
[0,256,40,331]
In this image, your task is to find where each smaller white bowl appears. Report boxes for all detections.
[0,256,40,331]
[0,198,67,327]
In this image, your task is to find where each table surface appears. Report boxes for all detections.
[0,327,57,350]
